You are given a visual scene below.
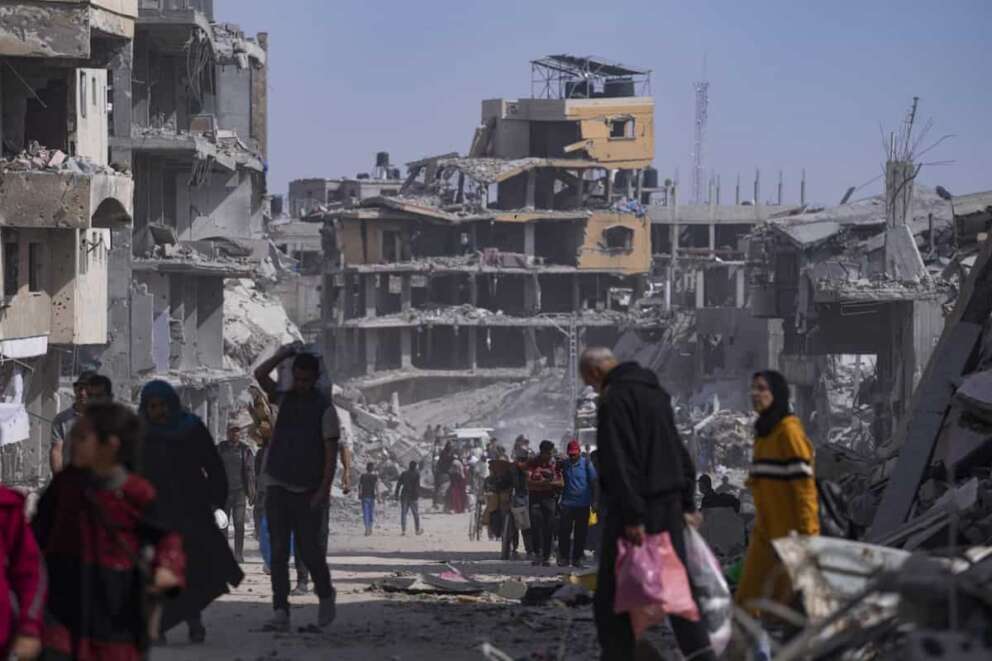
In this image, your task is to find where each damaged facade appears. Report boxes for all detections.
[94,0,269,439]
[310,56,658,405]
[0,0,135,480]
[0,0,270,479]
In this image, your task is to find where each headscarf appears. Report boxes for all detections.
[753,370,792,437]
[139,379,196,434]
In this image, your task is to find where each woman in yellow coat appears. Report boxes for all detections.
[736,370,819,618]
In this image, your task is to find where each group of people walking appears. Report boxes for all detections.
[0,342,351,659]
[0,340,822,661]
[481,436,600,568]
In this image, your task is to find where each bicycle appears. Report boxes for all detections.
[468,495,485,541]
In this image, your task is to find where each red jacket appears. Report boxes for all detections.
[0,486,46,652]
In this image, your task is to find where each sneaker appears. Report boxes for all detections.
[263,609,290,633]
[416,529,424,536]
[556,559,569,568]
[291,582,310,596]
[541,559,552,567]
[401,530,407,536]
[317,594,336,628]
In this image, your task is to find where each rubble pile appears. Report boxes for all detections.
[692,410,754,470]
[223,278,302,371]
[822,358,876,454]
[768,239,992,658]
[1,140,124,176]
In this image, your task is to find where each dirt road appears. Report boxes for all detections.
[154,501,601,661]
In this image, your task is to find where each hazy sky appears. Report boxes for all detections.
[216,0,991,205]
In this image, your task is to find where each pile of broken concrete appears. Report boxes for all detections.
[1,140,123,176]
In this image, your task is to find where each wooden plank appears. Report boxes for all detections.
[869,237,992,539]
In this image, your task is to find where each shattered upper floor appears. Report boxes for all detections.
[746,184,962,317]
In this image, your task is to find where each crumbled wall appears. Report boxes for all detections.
[0,2,89,59]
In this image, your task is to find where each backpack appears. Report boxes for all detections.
[816,479,857,539]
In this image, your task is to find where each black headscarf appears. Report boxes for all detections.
[753,370,792,437]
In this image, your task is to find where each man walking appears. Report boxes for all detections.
[359,463,379,536]
[526,440,562,567]
[49,371,95,475]
[580,347,714,661]
[218,414,256,563]
[254,343,339,632]
[395,461,423,536]
[558,440,597,568]
[293,393,352,595]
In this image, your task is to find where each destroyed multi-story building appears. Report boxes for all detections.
[0,0,136,480]
[745,163,952,446]
[279,156,407,340]
[0,0,269,479]
[85,0,269,439]
[311,56,661,405]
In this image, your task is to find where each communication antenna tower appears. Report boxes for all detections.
[691,58,710,205]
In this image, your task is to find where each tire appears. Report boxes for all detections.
[500,512,516,560]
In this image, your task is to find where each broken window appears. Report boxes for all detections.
[28,243,43,293]
[603,225,634,251]
[610,118,635,139]
[3,242,19,298]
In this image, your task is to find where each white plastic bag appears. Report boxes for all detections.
[684,526,732,656]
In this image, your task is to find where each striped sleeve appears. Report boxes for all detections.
[749,456,814,480]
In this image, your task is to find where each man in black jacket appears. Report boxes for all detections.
[580,347,714,661]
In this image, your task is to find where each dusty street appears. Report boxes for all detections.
[155,500,601,661]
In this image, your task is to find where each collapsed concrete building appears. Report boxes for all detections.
[0,0,136,480]
[0,0,269,482]
[278,156,407,341]
[309,56,659,405]
[77,0,270,440]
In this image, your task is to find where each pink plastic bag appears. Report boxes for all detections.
[614,532,700,638]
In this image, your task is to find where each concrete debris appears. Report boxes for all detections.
[769,536,992,660]
[212,22,266,67]
[955,369,992,423]
[1,140,124,176]
[223,279,302,371]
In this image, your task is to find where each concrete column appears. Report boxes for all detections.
[524,223,536,257]
[695,270,705,309]
[401,275,412,311]
[251,32,268,158]
[525,170,537,208]
[467,329,478,370]
[109,40,133,168]
[469,274,478,306]
[735,268,746,308]
[365,329,378,374]
[524,275,540,313]
[575,172,584,207]
[400,328,412,368]
[524,328,539,371]
[708,223,716,254]
[364,275,377,318]
[572,274,581,311]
